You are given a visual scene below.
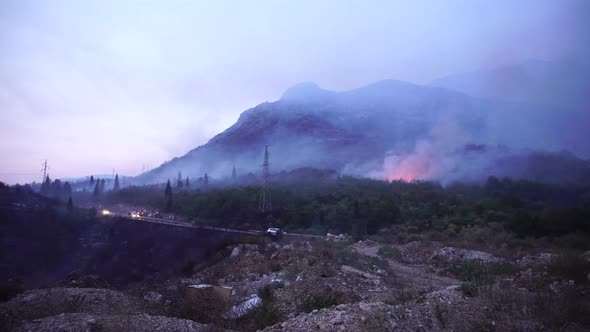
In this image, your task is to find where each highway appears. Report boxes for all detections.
[105,211,324,239]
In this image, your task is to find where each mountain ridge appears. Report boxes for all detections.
[139,61,590,184]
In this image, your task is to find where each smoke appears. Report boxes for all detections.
[370,115,472,182]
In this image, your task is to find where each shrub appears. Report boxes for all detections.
[459,281,479,297]
[377,245,401,260]
[284,262,305,282]
[434,303,447,328]
[301,292,341,312]
[257,285,274,302]
[547,253,590,283]
[252,303,282,330]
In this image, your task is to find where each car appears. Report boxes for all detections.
[129,211,140,219]
[266,227,283,238]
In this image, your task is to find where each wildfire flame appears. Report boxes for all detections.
[384,156,430,181]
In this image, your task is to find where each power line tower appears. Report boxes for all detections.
[259,145,272,212]
[40,160,49,183]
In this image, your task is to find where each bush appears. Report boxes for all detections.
[377,245,401,260]
[459,281,479,297]
[251,303,282,330]
[434,303,447,328]
[301,292,341,313]
[257,285,274,302]
[548,254,590,283]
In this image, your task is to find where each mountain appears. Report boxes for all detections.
[139,80,496,183]
[431,59,590,158]
[140,71,590,185]
[431,59,590,108]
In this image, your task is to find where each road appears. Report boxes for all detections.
[105,211,324,239]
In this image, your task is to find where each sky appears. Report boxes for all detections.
[1,0,589,184]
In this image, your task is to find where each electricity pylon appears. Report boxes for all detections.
[259,145,272,212]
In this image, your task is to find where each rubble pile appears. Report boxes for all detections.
[326,233,350,242]
[516,253,559,268]
[430,247,504,264]
[397,241,444,264]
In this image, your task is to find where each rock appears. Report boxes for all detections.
[230,246,241,258]
[341,265,379,279]
[326,233,350,242]
[517,253,558,268]
[143,291,163,303]
[244,244,258,251]
[430,247,503,263]
[225,295,262,319]
[331,317,344,325]
[359,302,372,312]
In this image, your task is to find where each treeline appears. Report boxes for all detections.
[40,175,72,199]
[108,175,590,246]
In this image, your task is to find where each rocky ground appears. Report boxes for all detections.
[1,235,589,331]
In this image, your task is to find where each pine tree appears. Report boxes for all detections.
[164,179,173,212]
[177,171,183,188]
[232,166,237,182]
[113,174,120,191]
[93,180,100,196]
[90,175,94,185]
[204,173,209,188]
[165,179,172,198]
[67,196,73,211]
[51,179,62,196]
[41,175,51,195]
[100,179,106,193]
[63,181,72,195]
[185,176,189,187]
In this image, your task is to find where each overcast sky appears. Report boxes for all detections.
[1,0,588,184]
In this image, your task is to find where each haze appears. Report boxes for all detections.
[1,0,589,184]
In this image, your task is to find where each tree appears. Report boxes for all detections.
[164,179,173,212]
[100,179,106,193]
[93,180,100,196]
[165,179,172,198]
[51,179,63,196]
[113,174,120,191]
[232,166,237,182]
[204,173,209,188]
[177,171,183,188]
[185,176,190,187]
[90,175,94,185]
[67,196,74,211]
[63,181,72,195]
[41,175,51,195]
